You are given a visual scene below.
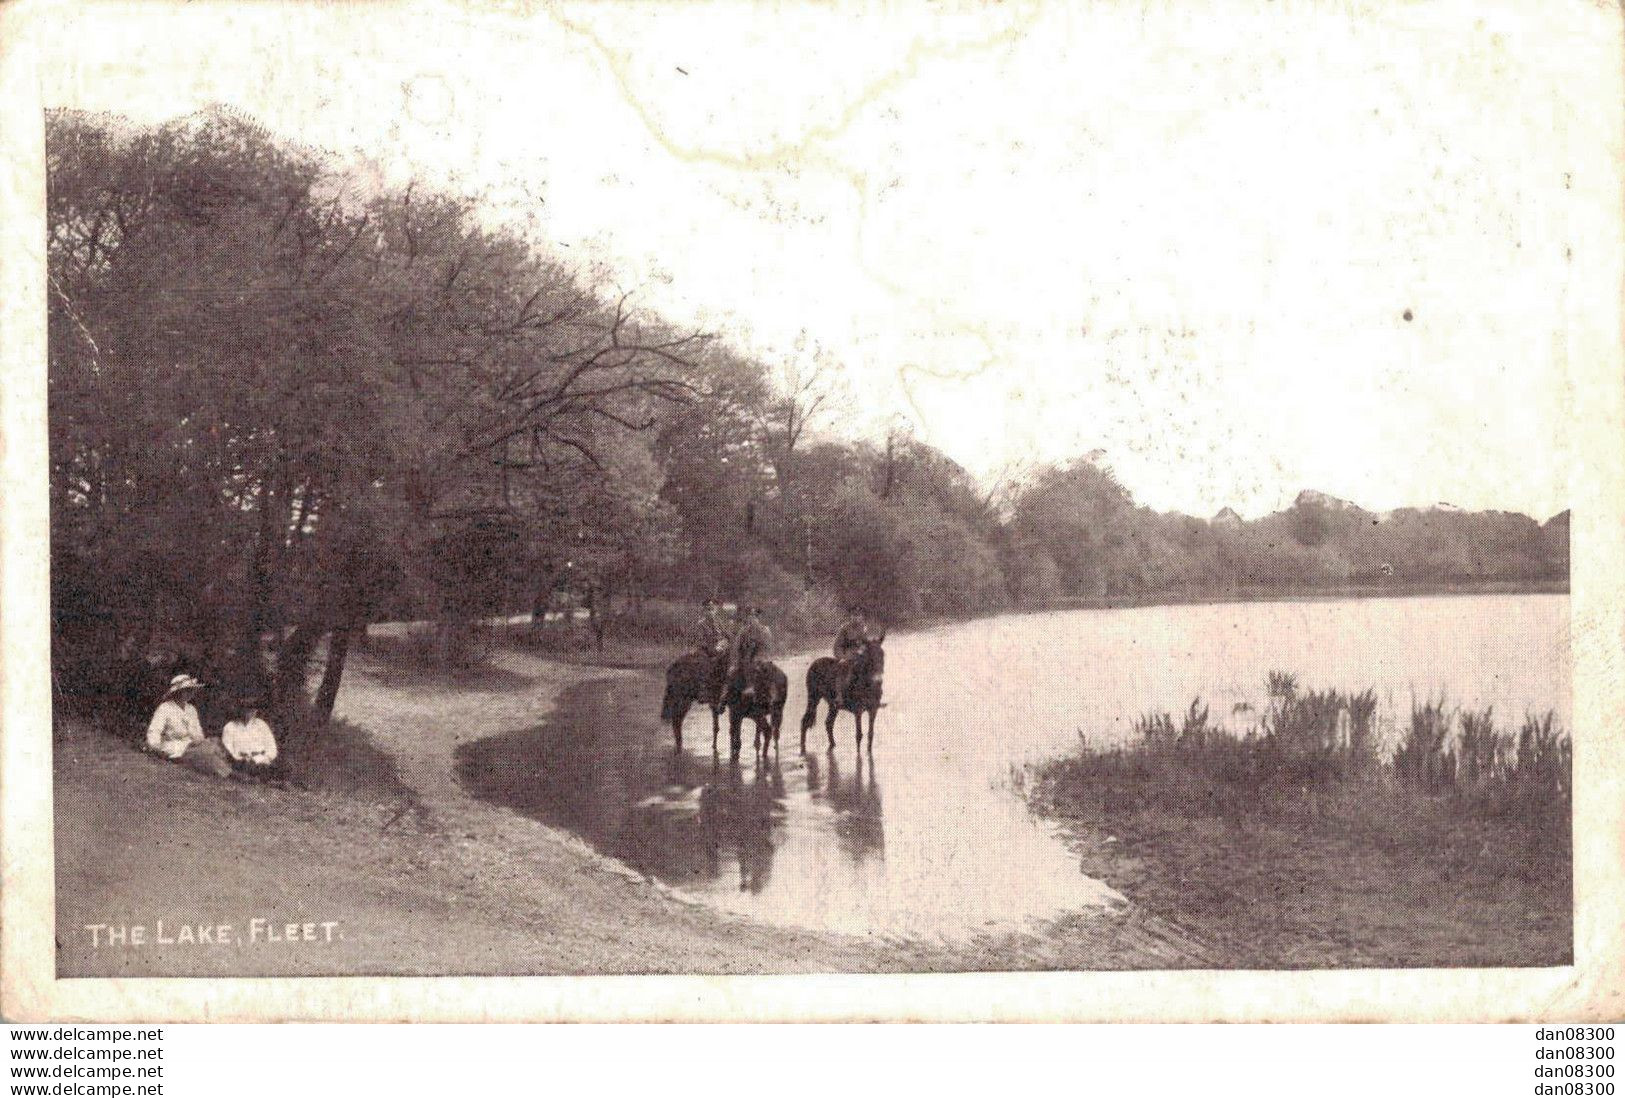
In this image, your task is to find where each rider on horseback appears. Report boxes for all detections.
[695,597,732,656]
[832,605,870,711]
[725,605,772,698]
[695,597,733,696]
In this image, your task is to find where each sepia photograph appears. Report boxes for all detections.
[3,0,1622,1022]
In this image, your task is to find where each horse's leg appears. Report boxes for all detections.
[729,709,743,760]
[866,708,877,753]
[799,694,819,753]
[824,699,838,748]
[672,699,692,751]
[853,709,864,750]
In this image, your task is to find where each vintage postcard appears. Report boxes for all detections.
[2,0,1621,1022]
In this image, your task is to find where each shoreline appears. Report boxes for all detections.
[1021,745,1572,969]
[55,644,1213,975]
[366,577,1569,668]
[1025,792,1572,970]
[1034,577,1568,613]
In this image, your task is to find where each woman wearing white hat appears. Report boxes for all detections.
[145,673,206,760]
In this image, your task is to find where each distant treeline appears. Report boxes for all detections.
[46,110,1569,725]
[1020,490,1570,606]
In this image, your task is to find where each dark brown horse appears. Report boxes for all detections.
[660,649,727,751]
[724,661,788,759]
[800,634,886,751]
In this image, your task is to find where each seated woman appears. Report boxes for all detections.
[222,697,279,776]
[146,674,235,777]
[145,674,206,759]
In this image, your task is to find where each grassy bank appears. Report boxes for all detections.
[1024,675,1572,968]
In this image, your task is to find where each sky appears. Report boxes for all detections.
[33,0,1622,519]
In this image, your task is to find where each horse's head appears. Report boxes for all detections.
[857,632,886,690]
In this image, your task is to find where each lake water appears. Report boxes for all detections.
[459,593,1570,940]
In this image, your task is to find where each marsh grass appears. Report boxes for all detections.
[1029,671,1572,967]
[1345,688,1379,777]
[1394,696,1453,790]
[1039,671,1570,838]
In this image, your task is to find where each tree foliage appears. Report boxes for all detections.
[47,110,1570,741]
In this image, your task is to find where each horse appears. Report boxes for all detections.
[723,661,788,759]
[800,633,886,751]
[660,648,727,751]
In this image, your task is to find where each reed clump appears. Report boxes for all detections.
[1038,671,1570,836]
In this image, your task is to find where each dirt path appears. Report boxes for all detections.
[56,645,1214,977]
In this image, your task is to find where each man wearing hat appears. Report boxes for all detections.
[694,597,734,700]
[693,597,733,658]
[725,605,772,696]
[145,673,206,760]
[832,605,872,711]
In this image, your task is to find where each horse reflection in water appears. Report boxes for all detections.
[698,757,786,893]
[805,749,884,863]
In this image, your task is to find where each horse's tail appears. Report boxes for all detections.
[800,658,831,732]
[660,658,693,722]
[771,676,788,732]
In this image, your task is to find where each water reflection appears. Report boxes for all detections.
[698,757,786,893]
[812,750,884,864]
[457,715,800,896]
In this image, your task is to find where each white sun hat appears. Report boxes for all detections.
[164,673,204,695]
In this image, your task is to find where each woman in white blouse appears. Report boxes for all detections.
[222,697,279,770]
[144,674,205,759]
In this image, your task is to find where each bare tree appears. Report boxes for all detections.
[759,355,841,497]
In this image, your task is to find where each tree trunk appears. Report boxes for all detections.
[879,431,897,501]
[246,469,295,665]
[271,621,323,722]
[531,565,563,629]
[134,587,159,655]
[247,473,282,639]
[313,622,355,717]
[586,583,606,652]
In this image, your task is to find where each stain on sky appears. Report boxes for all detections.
[544,3,1049,434]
